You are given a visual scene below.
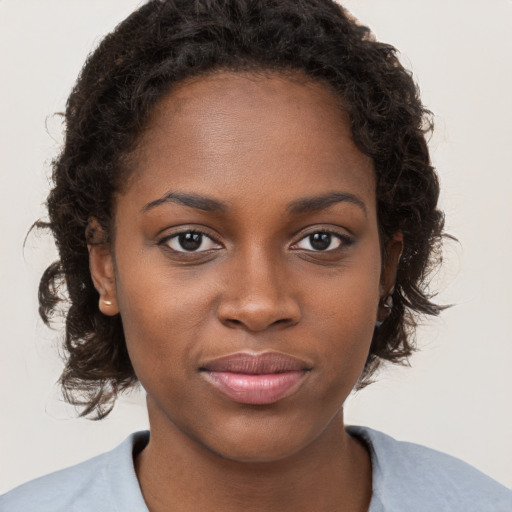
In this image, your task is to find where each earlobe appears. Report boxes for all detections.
[87,218,119,316]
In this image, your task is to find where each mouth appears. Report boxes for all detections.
[199,352,312,405]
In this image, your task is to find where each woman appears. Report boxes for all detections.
[1,0,510,510]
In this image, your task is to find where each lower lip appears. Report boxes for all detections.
[201,371,308,405]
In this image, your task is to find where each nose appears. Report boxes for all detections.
[217,250,301,332]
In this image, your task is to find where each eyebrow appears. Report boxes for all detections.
[142,191,227,213]
[287,191,367,216]
[142,190,367,216]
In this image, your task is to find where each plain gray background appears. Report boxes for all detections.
[1,0,511,492]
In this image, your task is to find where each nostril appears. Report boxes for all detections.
[271,318,292,327]
[221,314,298,332]
[226,318,244,327]
[217,295,301,332]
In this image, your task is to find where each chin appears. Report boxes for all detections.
[190,411,333,465]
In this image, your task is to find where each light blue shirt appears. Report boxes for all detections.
[1,427,511,511]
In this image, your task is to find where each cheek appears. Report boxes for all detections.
[113,251,219,380]
[305,246,381,381]
[312,241,381,324]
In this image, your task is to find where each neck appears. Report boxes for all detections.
[135,398,371,512]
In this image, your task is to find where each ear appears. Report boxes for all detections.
[87,218,119,316]
[379,232,403,299]
[376,232,403,325]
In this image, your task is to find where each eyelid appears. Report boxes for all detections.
[290,228,354,251]
[158,227,223,253]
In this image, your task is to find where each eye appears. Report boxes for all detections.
[294,231,349,252]
[163,231,221,252]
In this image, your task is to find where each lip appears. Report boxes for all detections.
[199,352,312,405]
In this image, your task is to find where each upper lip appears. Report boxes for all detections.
[200,352,312,374]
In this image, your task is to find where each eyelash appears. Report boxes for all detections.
[291,230,354,252]
[158,230,222,253]
[158,228,353,254]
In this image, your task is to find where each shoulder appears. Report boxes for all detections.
[0,431,150,512]
[348,426,512,512]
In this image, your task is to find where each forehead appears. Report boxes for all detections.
[124,70,375,206]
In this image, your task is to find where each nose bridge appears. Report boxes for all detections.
[217,241,300,331]
[242,242,281,294]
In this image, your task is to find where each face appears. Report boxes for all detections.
[90,71,399,462]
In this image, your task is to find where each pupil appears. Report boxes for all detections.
[179,232,202,251]
[310,232,331,250]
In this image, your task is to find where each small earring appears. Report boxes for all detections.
[103,299,112,306]
[382,295,393,310]
[375,294,393,328]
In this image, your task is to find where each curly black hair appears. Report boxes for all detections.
[37,0,446,419]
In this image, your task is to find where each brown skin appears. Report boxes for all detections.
[89,71,402,512]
